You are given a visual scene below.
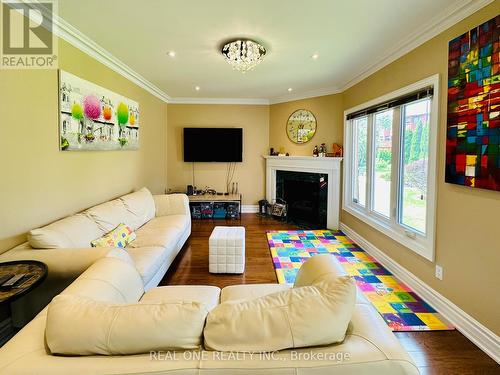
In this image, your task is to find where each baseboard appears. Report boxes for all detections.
[339,222,500,364]
[241,205,258,213]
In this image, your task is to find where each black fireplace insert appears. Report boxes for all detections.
[276,170,328,228]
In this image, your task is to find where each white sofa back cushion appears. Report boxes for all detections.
[204,275,356,352]
[119,187,156,230]
[85,199,135,233]
[294,253,347,287]
[46,294,208,355]
[105,247,136,267]
[28,213,104,249]
[62,257,144,303]
[85,188,156,232]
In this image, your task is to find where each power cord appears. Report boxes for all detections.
[226,162,237,193]
[192,162,195,187]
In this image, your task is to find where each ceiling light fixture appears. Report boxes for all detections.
[167,51,176,58]
[311,53,319,60]
[221,38,266,73]
[195,86,200,91]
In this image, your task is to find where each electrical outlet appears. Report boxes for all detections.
[435,265,443,280]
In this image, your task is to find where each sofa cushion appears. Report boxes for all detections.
[105,248,136,267]
[221,282,371,305]
[28,213,104,249]
[153,194,190,217]
[126,247,171,285]
[290,253,371,304]
[221,284,291,303]
[143,214,190,231]
[85,199,135,233]
[128,219,182,250]
[294,253,347,287]
[141,285,221,311]
[62,257,144,303]
[204,275,356,352]
[46,294,209,355]
[119,187,156,230]
[91,224,136,248]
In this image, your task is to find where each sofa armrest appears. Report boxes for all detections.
[0,246,111,280]
[153,194,190,217]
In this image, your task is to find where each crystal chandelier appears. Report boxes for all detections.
[221,39,266,73]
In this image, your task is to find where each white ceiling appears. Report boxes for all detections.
[58,0,491,103]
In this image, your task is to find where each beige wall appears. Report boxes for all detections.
[0,39,167,252]
[342,1,500,334]
[167,104,269,205]
[269,94,343,156]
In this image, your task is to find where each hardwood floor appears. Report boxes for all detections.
[161,214,499,374]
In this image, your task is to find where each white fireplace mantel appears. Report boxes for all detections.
[263,155,343,229]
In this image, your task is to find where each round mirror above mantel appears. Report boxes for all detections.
[286,109,317,144]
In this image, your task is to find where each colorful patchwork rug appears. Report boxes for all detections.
[267,230,454,332]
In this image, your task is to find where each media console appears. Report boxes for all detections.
[188,194,241,220]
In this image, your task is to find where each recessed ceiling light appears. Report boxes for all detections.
[167,51,176,58]
[195,86,200,91]
[311,53,319,60]
[287,88,293,92]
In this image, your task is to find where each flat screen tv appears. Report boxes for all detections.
[184,128,243,162]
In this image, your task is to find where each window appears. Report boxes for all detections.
[400,99,430,233]
[373,109,393,218]
[343,75,439,261]
[352,117,368,207]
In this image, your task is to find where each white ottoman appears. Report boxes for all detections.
[209,226,245,274]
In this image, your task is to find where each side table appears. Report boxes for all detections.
[0,260,48,346]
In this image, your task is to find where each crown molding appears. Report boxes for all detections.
[268,86,341,105]
[55,17,171,103]
[168,86,343,105]
[168,97,269,105]
[25,0,493,106]
[254,0,494,104]
[23,0,171,103]
[338,0,495,92]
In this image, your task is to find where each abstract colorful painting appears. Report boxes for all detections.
[267,230,454,331]
[446,16,500,190]
[59,70,139,151]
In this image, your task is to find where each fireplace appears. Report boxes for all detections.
[276,170,328,228]
[264,155,342,229]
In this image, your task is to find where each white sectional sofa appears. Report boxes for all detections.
[0,254,419,374]
[0,188,191,324]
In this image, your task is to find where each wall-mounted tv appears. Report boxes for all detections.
[183,128,243,162]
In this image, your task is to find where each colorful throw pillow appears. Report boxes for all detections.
[91,224,136,248]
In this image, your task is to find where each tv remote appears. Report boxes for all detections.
[14,275,36,288]
[0,274,14,286]
[2,273,26,287]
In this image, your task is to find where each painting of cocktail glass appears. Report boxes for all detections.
[446,15,500,191]
[59,70,139,151]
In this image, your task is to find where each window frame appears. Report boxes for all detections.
[343,75,439,261]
